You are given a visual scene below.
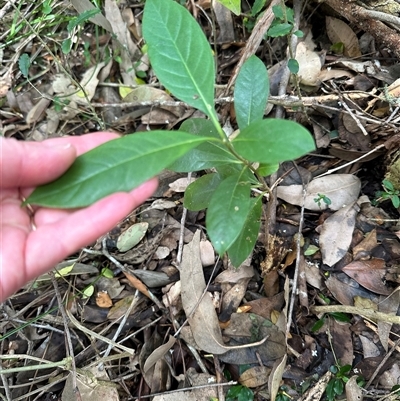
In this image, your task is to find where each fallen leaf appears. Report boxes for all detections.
[296,40,322,86]
[180,230,230,354]
[319,201,359,266]
[277,174,361,211]
[117,222,149,252]
[239,366,271,388]
[326,16,361,58]
[342,259,391,295]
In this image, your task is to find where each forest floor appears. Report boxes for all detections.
[1,0,400,400]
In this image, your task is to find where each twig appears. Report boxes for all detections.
[340,99,369,136]
[311,305,400,324]
[65,309,135,355]
[0,363,12,401]
[315,144,386,178]
[177,172,191,264]
[49,272,78,398]
[365,338,400,389]
[0,356,72,375]
[101,238,165,310]
[287,184,307,333]
[130,380,238,399]
[101,292,141,361]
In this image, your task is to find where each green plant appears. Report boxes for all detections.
[267,4,303,75]
[375,179,400,208]
[276,386,291,401]
[325,364,363,401]
[226,384,254,401]
[27,0,315,266]
[62,8,101,54]
[313,193,332,208]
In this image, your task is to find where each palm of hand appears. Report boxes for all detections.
[0,133,157,301]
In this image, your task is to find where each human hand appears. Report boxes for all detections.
[0,133,158,301]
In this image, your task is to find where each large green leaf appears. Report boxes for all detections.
[234,55,269,130]
[184,173,222,211]
[206,169,252,255]
[169,118,238,172]
[143,0,216,119]
[27,132,212,208]
[232,119,315,164]
[216,0,241,15]
[228,196,262,267]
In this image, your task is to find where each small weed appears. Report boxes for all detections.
[313,193,332,208]
[375,179,400,208]
[226,384,254,401]
[326,364,365,401]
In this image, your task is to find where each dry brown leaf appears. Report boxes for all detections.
[296,40,322,86]
[143,335,176,373]
[268,355,287,401]
[70,0,112,32]
[104,0,140,86]
[180,230,230,354]
[377,291,400,352]
[345,375,364,401]
[277,174,361,211]
[213,0,235,44]
[180,231,266,354]
[319,201,359,266]
[68,62,106,105]
[326,16,362,58]
[239,366,271,388]
[342,259,391,295]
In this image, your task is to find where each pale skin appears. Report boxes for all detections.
[0,133,158,301]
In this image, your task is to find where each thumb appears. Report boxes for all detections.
[0,137,77,188]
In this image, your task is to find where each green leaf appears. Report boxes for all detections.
[216,164,259,184]
[383,179,394,191]
[234,55,269,130]
[311,318,325,332]
[294,29,304,37]
[330,312,350,323]
[42,0,52,15]
[392,195,400,208]
[251,0,266,16]
[184,173,222,211]
[288,58,299,74]
[207,169,252,255]
[27,131,212,208]
[169,119,238,172]
[227,385,244,399]
[228,196,262,267]
[333,378,344,395]
[232,119,315,164]
[238,386,254,401]
[304,244,319,256]
[268,23,293,37]
[272,5,284,19]
[62,38,72,54]
[18,54,30,78]
[326,379,335,401]
[101,268,114,278]
[143,0,216,119]
[67,9,101,33]
[257,163,279,176]
[216,0,241,16]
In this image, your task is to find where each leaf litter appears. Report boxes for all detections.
[2,0,400,400]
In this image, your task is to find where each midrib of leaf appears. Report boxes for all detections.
[155,6,214,120]
[47,136,213,191]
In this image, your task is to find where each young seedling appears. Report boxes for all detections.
[313,193,332,208]
[27,0,315,266]
[375,179,400,208]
